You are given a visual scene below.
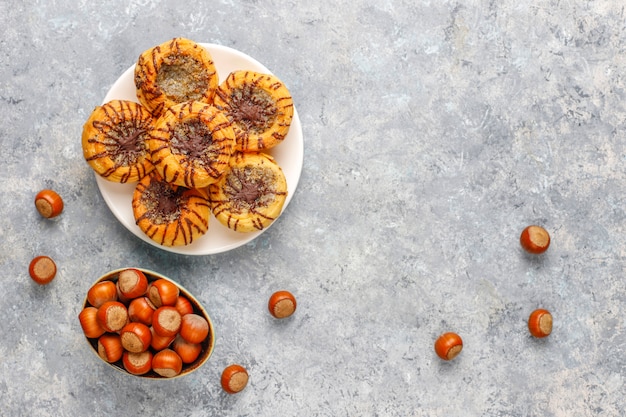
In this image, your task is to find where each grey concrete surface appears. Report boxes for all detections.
[1,0,625,416]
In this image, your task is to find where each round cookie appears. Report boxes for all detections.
[209,152,287,232]
[134,38,218,116]
[147,101,235,189]
[82,100,154,183]
[213,70,293,152]
[132,171,210,246]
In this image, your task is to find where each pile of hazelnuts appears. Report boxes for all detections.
[434,224,553,361]
[78,268,212,378]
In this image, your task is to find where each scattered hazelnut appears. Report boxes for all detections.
[434,332,463,361]
[28,255,57,285]
[268,290,297,318]
[221,364,249,394]
[528,309,553,338]
[520,225,550,254]
[34,189,64,218]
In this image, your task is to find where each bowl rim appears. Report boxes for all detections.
[81,267,215,379]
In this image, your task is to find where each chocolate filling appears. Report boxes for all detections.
[228,85,276,133]
[233,177,262,204]
[89,106,149,168]
[140,179,183,224]
[170,119,220,163]
[224,165,276,210]
[116,127,146,156]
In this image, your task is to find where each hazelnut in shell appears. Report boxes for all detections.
[528,309,553,338]
[520,225,550,254]
[34,189,64,218]
[268,290,297,318]
[434,332,463,361]
[29,256,57,285]
[221,364,249,394]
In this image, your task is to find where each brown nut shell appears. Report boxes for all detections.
[29,256,57,285]
[34,189,64,218]
[152,306,182,337]
[268,290,297,318]
[87,281,118,308]
[528,309,553,338]
[96,301,129,333]
[434,332,463,361]
[152,348,183,378]
[117,268,149,299]
[221,364,249,394]
[97,333,124,363]
[79,307,106,339]
[520,225,551,254]
[120,322,152,353]
[123,350,153,375]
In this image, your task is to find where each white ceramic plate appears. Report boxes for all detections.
[95,43,303,255]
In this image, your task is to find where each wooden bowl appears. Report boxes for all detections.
[80,268,215,379]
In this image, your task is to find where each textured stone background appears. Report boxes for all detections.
[1,0,625,416]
